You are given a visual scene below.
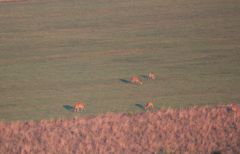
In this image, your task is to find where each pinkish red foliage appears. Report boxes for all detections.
[0,105,239,154]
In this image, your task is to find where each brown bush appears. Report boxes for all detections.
[0,104,239,154]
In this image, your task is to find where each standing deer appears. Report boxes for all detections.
[148,72,156,80]
[144,101,154,110]
[130,76,143,85]
[73,102,85,112]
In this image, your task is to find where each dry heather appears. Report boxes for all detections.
[0,105,239,154]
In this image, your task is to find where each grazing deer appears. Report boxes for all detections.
[148,72,156,80]
[73,102,85,112]
[130,76,143,85]
[230,103,238,113]
[144,101,154,110]
[230,103,239,123]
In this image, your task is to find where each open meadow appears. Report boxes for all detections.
[1,0,240,153]
[0,0,240,121]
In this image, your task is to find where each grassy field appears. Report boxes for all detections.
[0,0,240,121]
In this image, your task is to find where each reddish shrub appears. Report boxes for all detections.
[0,104,239,153]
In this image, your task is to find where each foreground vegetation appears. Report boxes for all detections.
[0,0,240,121]
[0,105,239,153]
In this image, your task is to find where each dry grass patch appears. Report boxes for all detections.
[0,104,239,153]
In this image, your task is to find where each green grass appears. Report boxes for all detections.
[0,0,240,121]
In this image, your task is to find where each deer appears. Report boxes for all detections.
[230,103,239,113]
[229,103,239,123]
[148,72,156,80]
[130,75,143,85]
[144,101,154,110]
[73,102,85,112]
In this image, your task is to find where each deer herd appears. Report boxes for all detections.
[73,72,157,112]
[130,72,156,85]
[72,72,239,119]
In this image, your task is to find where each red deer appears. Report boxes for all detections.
[231,103,239,113]
[148,72,156,80]
[144,101,154,110]
[230,103,239,122]
[130,76,143,85]
[73,102,85,112]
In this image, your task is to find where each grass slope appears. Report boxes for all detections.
[0,0,240,120]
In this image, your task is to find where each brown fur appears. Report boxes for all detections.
[148,72,156,80]
[230,103,238,112]
[73,102,85,112]
[230,103,239,122]
[130,76,143,85]
[144,102,154,110]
